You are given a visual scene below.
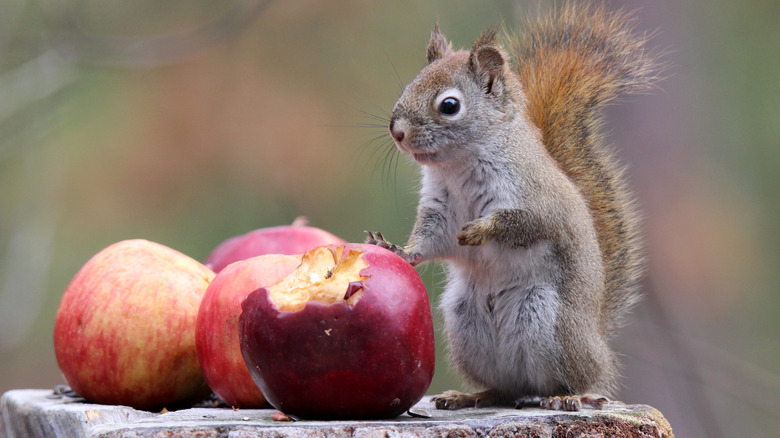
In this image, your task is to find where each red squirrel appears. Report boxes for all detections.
[367,3,660,411]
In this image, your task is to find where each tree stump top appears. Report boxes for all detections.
[1,389,673,437]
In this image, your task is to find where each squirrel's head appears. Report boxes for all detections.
[389,26,523,167]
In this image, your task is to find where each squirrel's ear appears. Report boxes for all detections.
[427,23,452,64]
[468,30,506,95]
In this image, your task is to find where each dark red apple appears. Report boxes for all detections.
[239,243,435,420]
[205,217,345,272]
[53,239,215,410]
[195,254,300,408]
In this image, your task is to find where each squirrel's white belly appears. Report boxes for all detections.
[440,240,564,397]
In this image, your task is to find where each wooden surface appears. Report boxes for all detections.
[1,389,674,437]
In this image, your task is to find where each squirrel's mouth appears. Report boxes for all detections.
[412,152,440,166]
[393,139,442,166]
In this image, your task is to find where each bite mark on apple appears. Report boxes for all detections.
[266,246,368,312]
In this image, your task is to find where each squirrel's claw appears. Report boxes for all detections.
[457,219,493,246]
[540,395,580,411]
[580,395,609,410]
[432,390,497,410]
[364,231,422,266]
[540,394,608,411]
[364,230,395,249]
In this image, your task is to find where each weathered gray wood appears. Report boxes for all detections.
[1,390,154,438]
[1,389,674,437]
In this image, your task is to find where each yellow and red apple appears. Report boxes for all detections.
[53,239,215,410]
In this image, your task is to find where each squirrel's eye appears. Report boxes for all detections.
[434,88,464,119]
[439,97,460,115]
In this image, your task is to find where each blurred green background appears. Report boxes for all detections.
[1,0,778,436]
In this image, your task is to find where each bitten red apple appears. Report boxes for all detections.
[53,240,215,410]
[205,217,345,272]
[195,254,301,408]
[239,243,435,420]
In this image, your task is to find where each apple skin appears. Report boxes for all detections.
[205,222,345,272]
[53,239,215,410]
[239,243,435,420]
[195,254,300,408]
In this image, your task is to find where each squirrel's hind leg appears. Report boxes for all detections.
[539,394,608,411]
[431,390,500,410]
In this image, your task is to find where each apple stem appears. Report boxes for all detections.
[291,216,309,227]
[344,281,363,300]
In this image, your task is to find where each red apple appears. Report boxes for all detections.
[205,217,346,272]
[239,243,435,420]
[53,239,215,410]
[195,253,301,408]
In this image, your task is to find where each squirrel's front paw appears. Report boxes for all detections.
[457,218,494,246]
[364,231,422,266]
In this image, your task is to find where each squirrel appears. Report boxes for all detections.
[366,2,660,411]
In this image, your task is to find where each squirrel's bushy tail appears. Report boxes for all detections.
[513,3,659,336]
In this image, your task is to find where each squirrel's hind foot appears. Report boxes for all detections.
[431,390,498,410]
[539,394,608,411]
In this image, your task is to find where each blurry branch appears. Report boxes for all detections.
[0,49,76,123]
[53,0,270,69]
[0,0,271,159]
[0,0,271,351]
[630,309,780,417]
[0,48,71,352]
[0,0,28,50]
[0,152,64,353]
[0,49,74,163]
[626,278,780,436]
[640,279,726,438]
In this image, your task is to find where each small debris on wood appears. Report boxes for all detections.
[407,407,431,418]
[271,412,294,422]
[46,385,84,401]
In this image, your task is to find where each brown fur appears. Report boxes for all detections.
[512,3,659,335]
[427,24,453,63]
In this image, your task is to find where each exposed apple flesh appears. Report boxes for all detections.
[265,246,367,311]
[195,254,300,408]
[239,243,435,420]
[53,240,215,410]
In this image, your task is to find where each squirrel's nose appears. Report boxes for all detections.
[389,118,405,142]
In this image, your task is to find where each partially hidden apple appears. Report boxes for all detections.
[205,217,346,272]
[53,239,215,410]
[195,253,301,408]
[239,243,435,420]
